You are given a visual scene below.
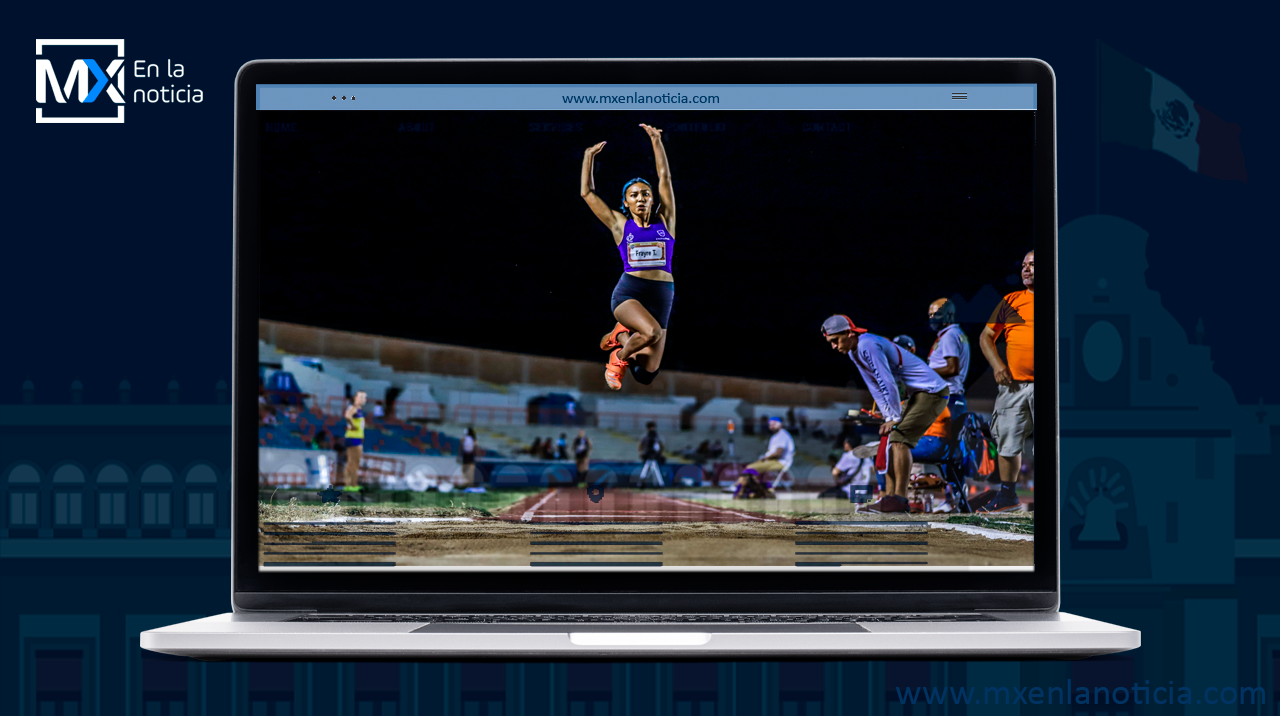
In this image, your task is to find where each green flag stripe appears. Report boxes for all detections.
[1100,42,1154,149]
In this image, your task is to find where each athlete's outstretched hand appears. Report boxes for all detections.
[639,124,663,141]
[584,141,607,158]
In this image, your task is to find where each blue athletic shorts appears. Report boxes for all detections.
[610,273,674,328]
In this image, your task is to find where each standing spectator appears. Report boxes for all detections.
[459,427,477,486]
[572,429,593,485]
[372,400,385,419]
[798,409,809,438]
[978,250,1035,512]
[638,421,665,487]
[342,391,368,489]
[927,298,971,435]
[758,415,769,435]
[556,433,569,460]
[822,315,949,513]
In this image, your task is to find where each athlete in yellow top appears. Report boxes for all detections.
[342,391,367,489]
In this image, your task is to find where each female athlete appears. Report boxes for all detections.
[579,124,676,389]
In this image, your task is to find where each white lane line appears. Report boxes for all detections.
[524,513,682,518]
[656,494,776,522]
[520,489,559,522]
[930,522,1034,542]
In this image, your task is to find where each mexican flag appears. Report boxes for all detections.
[1100,43,1247,184]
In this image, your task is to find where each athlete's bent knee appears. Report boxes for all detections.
[633,325,662,347]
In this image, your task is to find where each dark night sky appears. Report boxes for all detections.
[260,109,1036,389]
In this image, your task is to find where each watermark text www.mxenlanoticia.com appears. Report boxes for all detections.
[896,681,1265,707]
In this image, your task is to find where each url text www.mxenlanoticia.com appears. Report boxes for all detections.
[561,93,720,105]
[896,682,1265,707]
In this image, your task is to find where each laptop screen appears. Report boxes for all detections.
[252,79,1040,575]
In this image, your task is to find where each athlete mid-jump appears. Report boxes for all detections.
[580,124,676,390]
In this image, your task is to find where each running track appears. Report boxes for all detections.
[500,488,786,523]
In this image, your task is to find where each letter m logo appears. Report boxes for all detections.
[36,39,126,123]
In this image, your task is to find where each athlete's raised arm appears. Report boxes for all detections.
[640,124,675,236]
[580,141,626,235]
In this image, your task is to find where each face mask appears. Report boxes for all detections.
[929,317,947,331]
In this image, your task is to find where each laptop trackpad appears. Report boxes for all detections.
[569,632,711,646]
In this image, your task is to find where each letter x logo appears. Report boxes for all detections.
[35,39,126,123]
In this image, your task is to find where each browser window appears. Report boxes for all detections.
[254,83,1038,572]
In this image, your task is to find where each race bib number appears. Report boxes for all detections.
[628,241,666,268]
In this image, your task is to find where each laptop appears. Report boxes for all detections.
[142,58,1139,659]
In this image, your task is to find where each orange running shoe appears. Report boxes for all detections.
[605,349,629,390]
[600,322,631,351]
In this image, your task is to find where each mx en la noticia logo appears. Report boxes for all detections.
[36,39,126,123]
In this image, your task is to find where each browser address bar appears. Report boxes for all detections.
[255,84,1036,111]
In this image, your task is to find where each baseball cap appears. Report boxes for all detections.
[769,416,784,424]
[821,314,868,336]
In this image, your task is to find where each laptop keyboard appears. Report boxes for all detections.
[291,613,996,624]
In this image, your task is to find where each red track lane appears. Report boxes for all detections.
[500,488,787,523]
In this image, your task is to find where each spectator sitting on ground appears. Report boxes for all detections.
[541,437,556,460]
[528,437,543,457]
[832,437,873,487]
[709,439,724,459]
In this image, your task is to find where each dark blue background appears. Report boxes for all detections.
[7,3,1277,714]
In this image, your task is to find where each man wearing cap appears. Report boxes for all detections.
[977,250,1034,512]
[926,298,971,433]
[734,417,795,498]
[822,315,950,513]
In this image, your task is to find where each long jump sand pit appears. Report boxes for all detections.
[259,488,1033,568]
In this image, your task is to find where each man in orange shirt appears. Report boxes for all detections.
[978,250,1035,512]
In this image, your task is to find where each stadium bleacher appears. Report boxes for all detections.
[257,338,862,479]
[257,404,491,459]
